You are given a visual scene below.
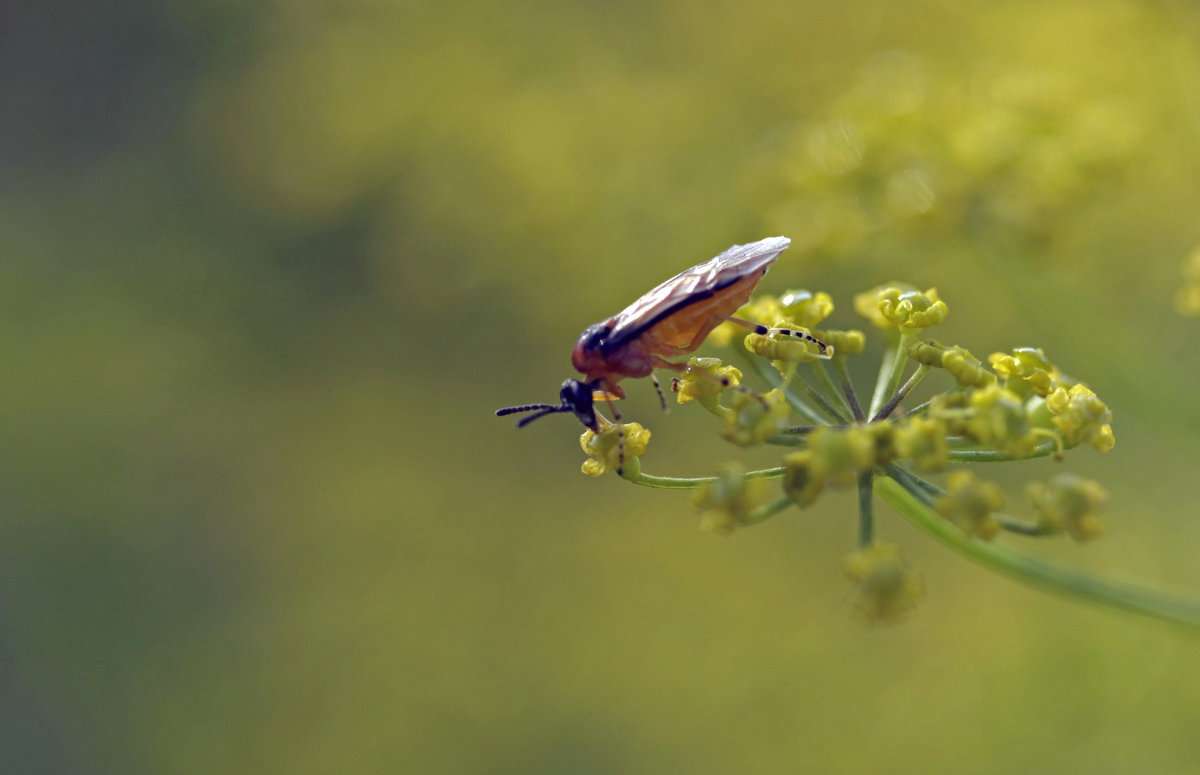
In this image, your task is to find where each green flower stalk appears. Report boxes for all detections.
[551,281,1200,630]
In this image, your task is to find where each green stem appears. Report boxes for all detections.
[629,466,786,489]
[886,465,1056,537]
[880,333,913,415]
[872,364,930,421]
[811,360,857,421]
[875,475,1200,632]
[743,496,793,526]
[736,350,829,425]
[947,438,1060,462]
[858,469,875,547]
[831,356,866,422]
[790,366,850,424]
[869,333,905,417]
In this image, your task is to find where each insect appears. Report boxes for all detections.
[496,235,829,433]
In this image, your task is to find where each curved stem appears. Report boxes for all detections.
[875,475,1200,632]
[744,496,793,526]
[887,465,1058,538]
[629,466,786,490]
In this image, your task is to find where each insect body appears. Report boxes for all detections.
[496,236,827,431]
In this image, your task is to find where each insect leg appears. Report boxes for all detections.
[600,393,627,476]
[726,316,832,357]
[650,374,668,413]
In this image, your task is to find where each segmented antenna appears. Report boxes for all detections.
[495,403,570,427]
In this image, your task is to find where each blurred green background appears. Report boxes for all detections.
[6,0,1200,772]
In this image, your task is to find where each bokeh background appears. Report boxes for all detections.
[6,0,1200,772]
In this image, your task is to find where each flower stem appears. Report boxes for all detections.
[858,469,875,547]
[629,466,786,489]
[874,475,1200,632]
[831,356,866,422]
[743,496,793,526]
[947,438,1060,462]
[736,350,829,425]
[811,361,857,421]
[872,364,930,421]
[789,366,850,424]
[869,333,905,417]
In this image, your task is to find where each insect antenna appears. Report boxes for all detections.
[495,403,571,427]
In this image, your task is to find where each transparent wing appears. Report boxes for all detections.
[604,236,791,350]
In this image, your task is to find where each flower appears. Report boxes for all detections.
[691,464,770,534]
[894,416,950,471]
[854,283,920,328]
[844,543,924,622]
[580,421,651,478]
[988,347,1061,397]
[743,330,829,364]
[962,385,1037,455]
[935,471,1005,540]
[1026,474,1108,541]
[876,287,947,330]
[777,289,835,327]
[1045,383,1115,452]
[720,389,790,447]
[783,427,875,507]
[674,357,742,413]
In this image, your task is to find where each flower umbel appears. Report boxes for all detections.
[549,280,1200,632]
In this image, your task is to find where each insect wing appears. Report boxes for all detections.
[604,236,791,350]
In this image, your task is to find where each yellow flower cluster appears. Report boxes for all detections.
[673,357,743,413]
[843,543,924,623]
[935,471,1006,540]
[579,421,651,478]
[783,427,876,507]
[691,465,771,534]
